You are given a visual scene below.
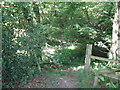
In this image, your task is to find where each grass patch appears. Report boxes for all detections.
[76,69,95,88]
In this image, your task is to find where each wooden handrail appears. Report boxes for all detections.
[84,44,120,70]
[91,55,119,63]
[84,44,120,86]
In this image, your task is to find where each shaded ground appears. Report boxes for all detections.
[54,71,78,88]
[20,68,79,88]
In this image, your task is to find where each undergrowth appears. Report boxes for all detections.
[76,69,95,88]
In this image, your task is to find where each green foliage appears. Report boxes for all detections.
[92,62,119,88]
[53,46,85,65]
[76,69,94,88]
[2,2,115,88]
[64,29,79,42]
[2,2,45,87]
[106,82,118,88]
[97,75,119,88]
[79,27,98,38]
[98,75,105,81]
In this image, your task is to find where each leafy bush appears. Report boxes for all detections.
[2,23,46,87]
[54,48,76,65]
[64,29,79,42]
[53,45,86,65]
[2,2,115,88]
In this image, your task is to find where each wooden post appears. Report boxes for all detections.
[84,44,92,71]
[93,73,98,87]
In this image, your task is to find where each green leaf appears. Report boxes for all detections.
[106,82,118,88]
[98,75,105,81]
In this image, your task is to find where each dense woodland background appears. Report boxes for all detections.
[2,2,119,88]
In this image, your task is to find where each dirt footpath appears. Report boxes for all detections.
[20,70,78,88]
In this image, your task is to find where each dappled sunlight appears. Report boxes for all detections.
[14,28,27,37]
[67,44,76,50]
[2,1,119,88]
[60,65,85,72]
[70,66,85,71]
[16,50,28,55]
[42,46,56,58]
[43,48,55,55]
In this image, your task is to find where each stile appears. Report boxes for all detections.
[84,44,120,87]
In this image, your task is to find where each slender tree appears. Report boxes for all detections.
[109,1,120,60]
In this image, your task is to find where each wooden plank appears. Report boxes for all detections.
[93,74,98,86]
[91,55,119,63]
[98,69,117,74]
[93,73,120,86]
[98,69,120,80]
[84,44,92,71]
[102,73,120,80]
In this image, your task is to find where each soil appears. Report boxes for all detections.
[55,72,77,88]
[20,68,78,88]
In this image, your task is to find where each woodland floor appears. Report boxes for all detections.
[20,67,80,88]
[19,65,111,88]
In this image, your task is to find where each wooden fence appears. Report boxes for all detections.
[84,44,120,86]
[84,44,120,71]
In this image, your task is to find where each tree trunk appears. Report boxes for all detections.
[109,1,120,60]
